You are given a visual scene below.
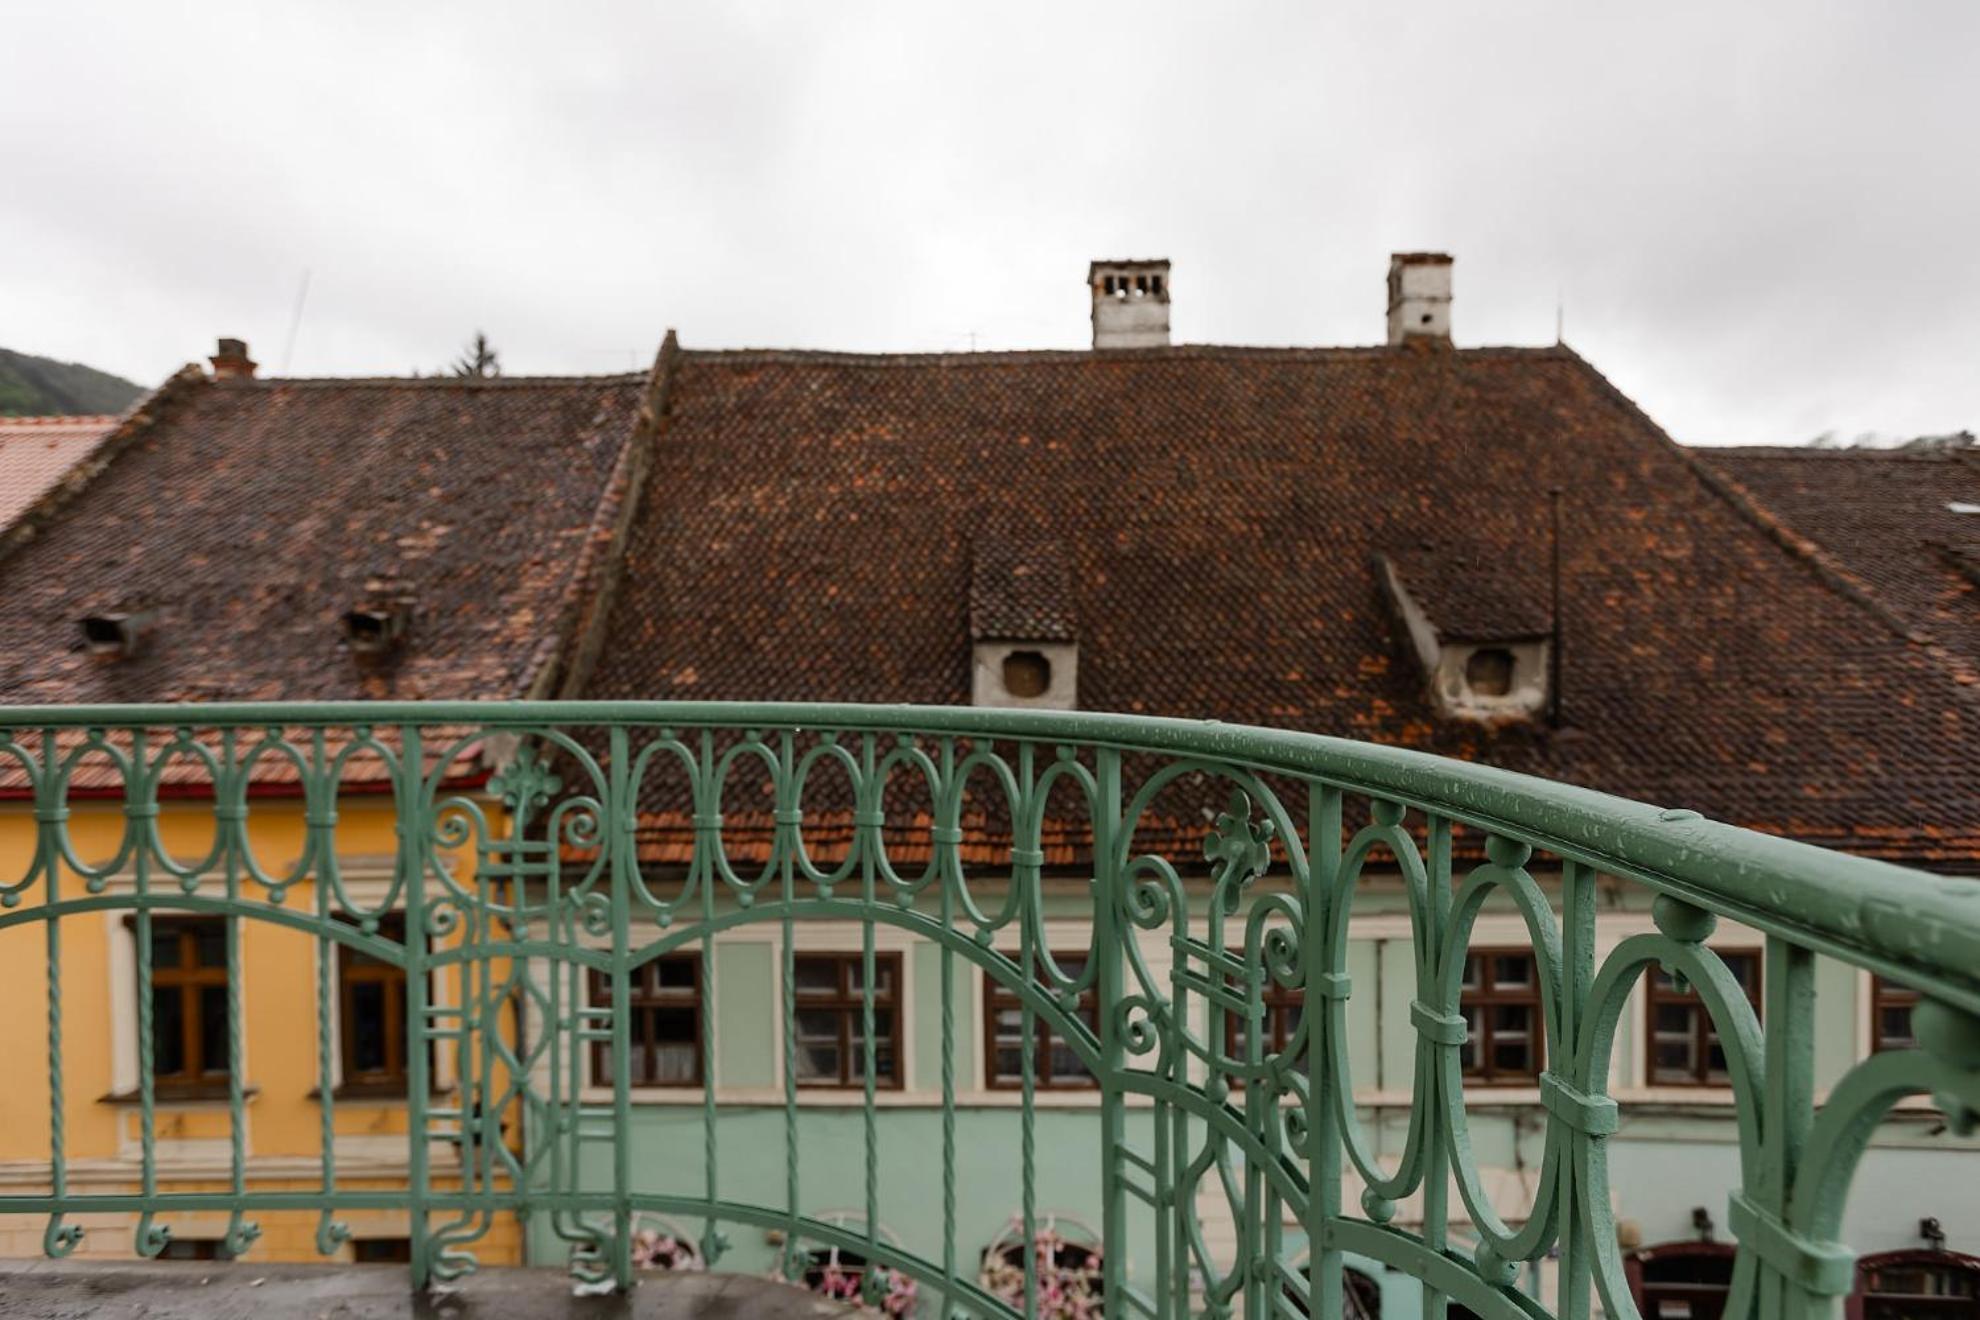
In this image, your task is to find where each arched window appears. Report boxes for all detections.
[1626,1241,1739,1319]
[981,1216,1104,1317]
[1856,1248,1980,1318]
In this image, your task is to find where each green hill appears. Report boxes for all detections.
[0,346,144,416]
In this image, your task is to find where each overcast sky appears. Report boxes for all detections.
[3,2,1975,446]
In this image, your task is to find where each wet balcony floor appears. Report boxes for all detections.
[0,1260,862,1319]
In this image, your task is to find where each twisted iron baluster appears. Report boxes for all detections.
[39,725,81,1257]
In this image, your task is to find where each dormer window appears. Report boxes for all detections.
[970,528,1078,710]
[344,576,416,662]
[1378,555,1551,724]
[342,607,407,656]
[1464,647,1516,698]
[80,608,155,660]
[1000,650,1053,699]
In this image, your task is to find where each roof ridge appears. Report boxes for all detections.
[0,414,123,426]
[218,373,647,389]
[1704,445,1965,464]
[1561,349,1980,691]
[673,343,1576,368]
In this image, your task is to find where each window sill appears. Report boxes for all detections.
[99,1084,259,1106]
[306,1083,451,1103]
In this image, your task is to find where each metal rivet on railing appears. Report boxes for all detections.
[1652,894,1718,943]
[1485,834,1532,868]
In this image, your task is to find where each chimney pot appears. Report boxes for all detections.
[1387,253,1453,347]
[1089,259,1171,350]
[210,338,257,379]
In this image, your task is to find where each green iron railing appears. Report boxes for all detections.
[0,702,1976,1319]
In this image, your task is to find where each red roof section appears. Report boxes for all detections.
[0,414,119,529]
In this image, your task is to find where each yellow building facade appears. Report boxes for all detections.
[0,789,524,1265]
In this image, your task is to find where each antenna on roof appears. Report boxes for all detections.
[1555,287,1565,346]
[1548,485,1565,727]
[281,267,312,375]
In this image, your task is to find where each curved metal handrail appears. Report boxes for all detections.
[0,701,1974,1320]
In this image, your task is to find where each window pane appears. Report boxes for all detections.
[350,981,388,1074]
[797,1042,840,1081]
[151,929,182,968]
[655,958,697,992]
[1461,956,1482,990]
[652,1042,697,1084]
[153,986,185,1077]
[194,923,227,968]
[1493,955,1532,988]
[1656,1003,1694,1035]
[1879,1005,1915,1048]
[852,1009,895,1050]
[199,985,230,1074]
[1493,1004,1532,1034]
[794,959,839,995]
[850,959,894,997]
[1050,1040,1087,1080]
[651,1005,695,1047]
[1493,1040,1532,1073]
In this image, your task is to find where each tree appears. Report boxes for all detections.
[450,332,501,379]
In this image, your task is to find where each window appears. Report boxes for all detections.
[352,1238,412,1264]
[1464,647,1516,698]
[159,1237,234,1261]
[1001,650,1052,699]
[1645,950,1761,1086]
[1460,950,1544,1084]
[1859,1250,1980,1318]
[986,952,1099,1089]
[1871,976,1921,1052]
[1225,976,1305,1074]
[1629,1243,1737,1320]
[793,953,902,1088]
[589,954,703,1088]
[145,917,231,1089]
[339,913,412,1091]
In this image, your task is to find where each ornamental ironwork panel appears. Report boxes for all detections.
[0,702,1976,1320]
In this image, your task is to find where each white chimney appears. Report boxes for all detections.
[1089,259,1170,349]
[1387,253,1453,346]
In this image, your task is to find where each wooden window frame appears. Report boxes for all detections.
[1870,976,1921,1053]
[792,952,903,1090]
[1644,949,1762,1087]
[587,953,705,1089]
[140,915,231,1091]
[338,913,411,1093]
[1223,977,1305,1078]
[1460,948,1545,1086]
[985,952,1101,1091]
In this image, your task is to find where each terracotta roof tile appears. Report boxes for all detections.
[0,373,649,706]
[581,344,1980,866]
[0,415,120,528]
[1700,446,1980,666]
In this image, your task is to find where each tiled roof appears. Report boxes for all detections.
[582,344,1980,866]
[0,415,119,528]
[1699,445,1980,667]
[970,520,1078,642]
[0,372,651,707]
